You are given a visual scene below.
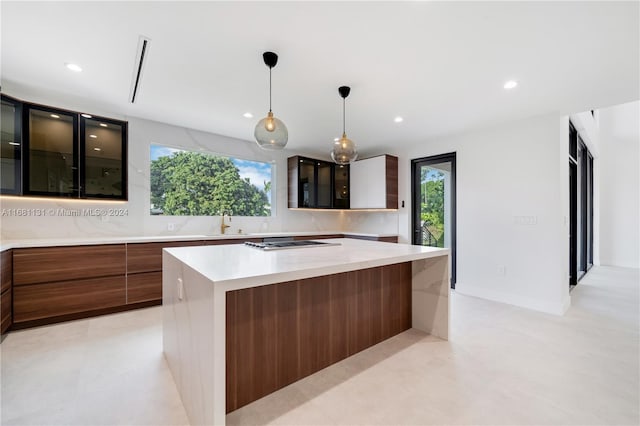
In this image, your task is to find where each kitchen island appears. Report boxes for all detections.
[163,238,449,425]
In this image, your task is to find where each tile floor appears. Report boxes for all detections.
[1,266,638,425]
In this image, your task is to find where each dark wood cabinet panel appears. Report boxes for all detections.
[13,275,126,323]
[344,235,398,243]
[298,276,332,377]
[13,244,126,285]
[385,155,399,209]
[225,262,412,413]
[274,281,299,390]
[287,156,299,209]
[126,241,203,274]
[1,250,12,296]
[293,234,343,241]
[204,238,262,246]
[1,288,11,334]
[1,249,13,334]
[127,271,162,304]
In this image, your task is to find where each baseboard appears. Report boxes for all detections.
[455,283,569,316]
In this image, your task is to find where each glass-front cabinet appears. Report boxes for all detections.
[81,116,127,199]
[1,96,22,194]
[333,163,349,209]
[0,94,127,200]
[288,155,349,209]
[24,105,78,197]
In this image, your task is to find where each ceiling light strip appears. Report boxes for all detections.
[129,36,151,103]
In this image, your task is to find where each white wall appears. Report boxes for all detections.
[0,89,348,239]
[395,113,570,315]
[598,101,640,268]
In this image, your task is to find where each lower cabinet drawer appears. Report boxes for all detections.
[13,276,126,323]
[127,271,162,304]
[1,289,11,333]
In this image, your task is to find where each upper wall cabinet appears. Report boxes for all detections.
[350,155,398,209]
[288,156,349,209]
[24,104,79,197]
[0,94,127,200]
[1,96,22,195]
[81,116,127,199]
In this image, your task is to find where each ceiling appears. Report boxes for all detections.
[2,1,638,158]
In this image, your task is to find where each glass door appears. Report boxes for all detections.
[1,95,22,194]
[81,116,127,199]
[23,105,78,197]
[411,153,456,288]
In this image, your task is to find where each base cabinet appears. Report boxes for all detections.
[126,241,204,304]
[127,271,162,304]
[225,262,411,412]
[1,249,12,334]
[5,234,397,331]
[12,244,126,327]
[14,276,126,323]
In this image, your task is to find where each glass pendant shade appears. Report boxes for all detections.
[331,133,358,165]
[331,85,358,164]
[255,51,287,150]
[255,111,288,149]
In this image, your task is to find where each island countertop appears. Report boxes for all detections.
[164,238,449,291]
[163,237,450,425]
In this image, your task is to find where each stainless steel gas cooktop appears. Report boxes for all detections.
[244,240,341,251]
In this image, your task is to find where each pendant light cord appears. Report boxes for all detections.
[343,98,346,134]
[269,67,272,112]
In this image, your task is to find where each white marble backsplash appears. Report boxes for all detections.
[0,116,396,240]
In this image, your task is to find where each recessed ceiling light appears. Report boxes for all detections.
[65,63,82,72]
[81,113,92,118]
[8,142,20,146]
[99,123,108,127]
[89,134,97,138]
[50,114,60,119]
[504,80,518,90]
[243,112,253,118]
[394,116,404,123]
[93,147,102,151]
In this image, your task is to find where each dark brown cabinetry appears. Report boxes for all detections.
[4,234,397,331]
[226,262,411,412]
[13,244,126,325]
[126,241,204,303]
[1,250,13,334]
[288,154,399,210]
[204,238,262,245]
[288,156,348,209]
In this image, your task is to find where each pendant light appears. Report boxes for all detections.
[330,86,358,164]
[254,51,288,149]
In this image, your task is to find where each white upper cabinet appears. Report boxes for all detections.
[349,155,398,209]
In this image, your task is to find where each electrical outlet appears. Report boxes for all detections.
[167,223,175,231]
[513,215,537,225]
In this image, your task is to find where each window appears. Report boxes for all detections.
[150,144,273,216]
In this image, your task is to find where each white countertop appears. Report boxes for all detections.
[164,238,448,291]
[0,231,397,251]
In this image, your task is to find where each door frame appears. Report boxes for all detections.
[411,152,457,288]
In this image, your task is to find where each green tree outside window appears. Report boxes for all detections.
[150,147,271,216]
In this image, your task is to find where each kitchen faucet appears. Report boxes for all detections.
[220,211,232,234]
